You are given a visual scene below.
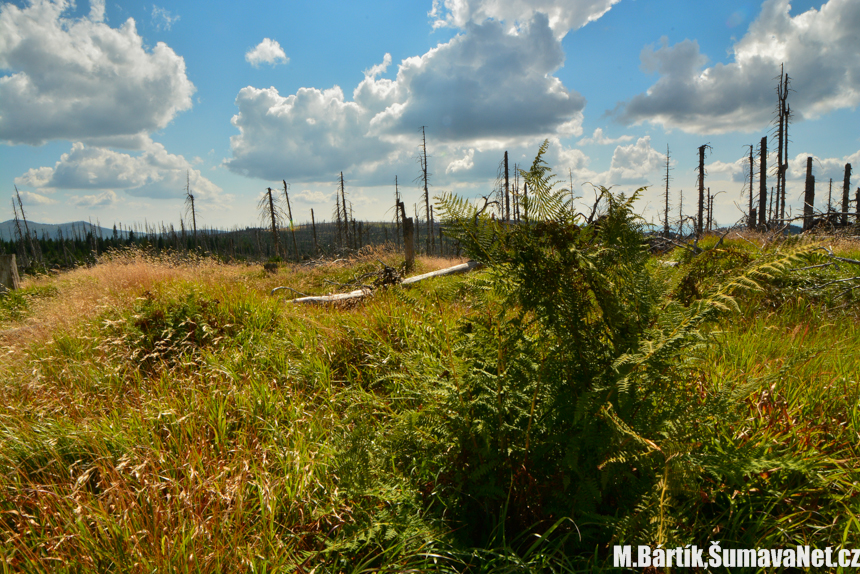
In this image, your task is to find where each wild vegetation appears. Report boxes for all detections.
[1,143,859,572]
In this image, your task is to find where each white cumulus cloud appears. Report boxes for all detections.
[615,0,860,133]
[89,0,104,22]
[605,136,666,185]
[429,0,621,38]
[787,150,860,183]
[71,190,118,209]
[14,140,224,204]
[17,190,57,205]
[0,0,195,146]
[295,190,333,204]
[227,14,585,184]
[446,149,475,173]
[245,38,289,68]
[577,128,633,146]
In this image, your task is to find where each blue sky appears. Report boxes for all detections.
[1,0,858,230]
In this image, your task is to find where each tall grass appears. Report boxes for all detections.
[0,237,858,572]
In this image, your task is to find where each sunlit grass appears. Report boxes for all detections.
[0,239,858,571]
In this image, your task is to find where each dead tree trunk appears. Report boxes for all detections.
[664,145,672,236]
[340,172,349,249]
[394,176,401,249]
[414,204,420,254]
[707,188,712,232]
[283,181,299,260]
[776,98,784,222]
[697,145,706,236]
[15,186,40,265]
[399,201,414,271]
[803,157,815,231]
[266,187,280,256]
[780,72,790,222]
[186,171,198,249]
[842,164,852,226]
[0,255,20,292]
[11,200,29,269]
[513,164,520,222]
[311,209,319,254]
[523,182,529,220]
[758,136,767,228]
[748,144,755,230]
[419,126,432,255]
[856,187,860,223]
[768,186,774,223]
[569,168,575,218]
[504,151,510,223]
[335,190,343,248]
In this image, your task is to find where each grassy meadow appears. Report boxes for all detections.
[1,221,859,571]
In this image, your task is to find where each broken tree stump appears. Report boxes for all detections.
[0,255,20,292]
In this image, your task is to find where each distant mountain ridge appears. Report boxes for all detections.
[0,220,122,241]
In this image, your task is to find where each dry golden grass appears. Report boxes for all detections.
[0,246,466,363]
[725,227,860,251]
[0,250,238,360]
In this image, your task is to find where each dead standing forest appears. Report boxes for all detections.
[3,71,859,277]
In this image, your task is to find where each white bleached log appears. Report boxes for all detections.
[281,260,482,304]
[400,260,482,284]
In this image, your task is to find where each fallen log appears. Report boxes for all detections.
[287,288,369,304]
[277,260,482,304]
[400,260,482,285]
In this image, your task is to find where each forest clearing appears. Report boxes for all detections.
[2,146,860,571]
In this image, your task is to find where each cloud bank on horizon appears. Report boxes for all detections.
[1,0,858,226]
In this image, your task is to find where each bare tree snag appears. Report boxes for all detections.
[399,201,414,271]
[283,181,299,260]
[697,145,706,236]
[394,176,401,250]
[664,145,672,236]
[414,203,420,253]
[335,189,343,247]
[266,187,280,256]
[779,70,790,221]
[842,164,852,226]
[504,151,510,223]
[340,172,349,248]
[185,171,198,248]
[11,199,29,269]
[748,144,755,230]
[758,136,767,228]
[856,187,860,223]
[311,209,319,254]
[419,126,432,254]
[0,255,20,292]
[14,186,40,265]
[803,157,814,231]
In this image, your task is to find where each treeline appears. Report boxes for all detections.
[2,217,460,274]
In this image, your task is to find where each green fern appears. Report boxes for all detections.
[428,141,830,557]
